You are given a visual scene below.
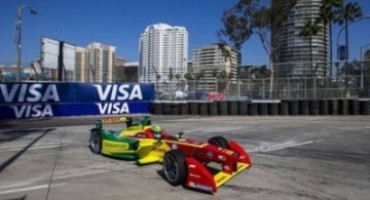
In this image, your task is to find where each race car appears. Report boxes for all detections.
[89,116,252,193]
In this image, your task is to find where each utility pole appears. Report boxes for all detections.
[15,5,37,82]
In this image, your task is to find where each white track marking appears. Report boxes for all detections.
[0,144,70,152]
[249,140,314,153]
[0,183,65,195]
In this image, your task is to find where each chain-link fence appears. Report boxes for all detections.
[154,75,370,101]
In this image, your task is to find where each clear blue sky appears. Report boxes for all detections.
[0,0,369,67]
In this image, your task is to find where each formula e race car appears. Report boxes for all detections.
[89,116,252,193]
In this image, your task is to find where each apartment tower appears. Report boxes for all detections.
[139,23,188,83]
[272,0,329,77]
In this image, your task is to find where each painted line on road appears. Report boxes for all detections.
[0,183,65,195]
[0,144,70,153]
[249,140,314,153]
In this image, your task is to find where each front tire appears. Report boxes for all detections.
[208,136,229,149]
[90,129,102,154]
[163,150,186,186]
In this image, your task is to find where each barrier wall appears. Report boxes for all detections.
[0,82,155,119]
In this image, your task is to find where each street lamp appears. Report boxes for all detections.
[360,43,370,89]
[15,5,37,82]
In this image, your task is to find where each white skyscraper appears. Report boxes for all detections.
[139,23,188,83]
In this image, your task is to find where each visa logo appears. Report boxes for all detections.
[93,84,143,101]
[0,84,60,103]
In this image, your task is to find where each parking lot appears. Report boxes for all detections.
[1,116,370,200]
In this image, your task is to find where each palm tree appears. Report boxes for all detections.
[299,20,320,76]
[316,0,343,76]
[334,2,363,75]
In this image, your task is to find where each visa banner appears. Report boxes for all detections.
[0,82,154,119]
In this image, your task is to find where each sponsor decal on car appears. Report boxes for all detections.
[103,141,129,152]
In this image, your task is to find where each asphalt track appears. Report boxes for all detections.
[0,116,370,200]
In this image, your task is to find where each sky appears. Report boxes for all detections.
[0,0,370,68]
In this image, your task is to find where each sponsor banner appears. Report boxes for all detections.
[0,82,155,104]
[0,101,151,119]
[74,83,154,102]
[0,83,75,104]
[0,82,154,119]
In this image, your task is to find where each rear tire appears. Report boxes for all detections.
[208,136,229,149]
[90,129,102,154]
[163,150,187,186]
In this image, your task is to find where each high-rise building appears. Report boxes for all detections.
[192,44,240,91]
[75,46,89,82]
[272,0,329,77]
[139,23,188,83]
[74,43,116,82]
[87,43,116,82]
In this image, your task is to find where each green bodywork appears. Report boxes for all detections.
[93,120,141,160]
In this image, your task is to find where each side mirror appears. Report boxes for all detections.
[178,132,184,139]
[95,120,103,129]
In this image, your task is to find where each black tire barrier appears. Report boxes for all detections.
[298,100,309,115]
[180,103,189,115]
[152,103,163,115]
[360,100,370,115]
[248,103,258,116]
[190,102,198,115]
[239,101,248,115]
[208,102,218,115]
[338,99,348,115]
[219,101,228,115]
[199,103,209,115]
[348,100,359,115]
[268,103,279,115]
[319,99,329,115]
[162,103,172,115]
[171,103,180,115]
[258,103,268,115]
[279,101,289,115]
[289,100,299,115]
[228,101,239,115]
[309,100,319,115]
[329,99,338,115]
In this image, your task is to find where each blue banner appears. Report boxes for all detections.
[0,82,154,119]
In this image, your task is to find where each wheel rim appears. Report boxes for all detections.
[90,132,100,152]
[164,154,178,183]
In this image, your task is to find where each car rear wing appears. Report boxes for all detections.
[101,116,132,124]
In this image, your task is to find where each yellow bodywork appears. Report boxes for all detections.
[119,125,152,137]
[214,162,250,187]
[136,139,171,165]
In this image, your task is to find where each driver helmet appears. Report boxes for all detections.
[152,125,161,139]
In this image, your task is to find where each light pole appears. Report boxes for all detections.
[360,43,370,89]
[15,5,37,82]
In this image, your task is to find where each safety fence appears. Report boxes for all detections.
[156,75,370,101]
